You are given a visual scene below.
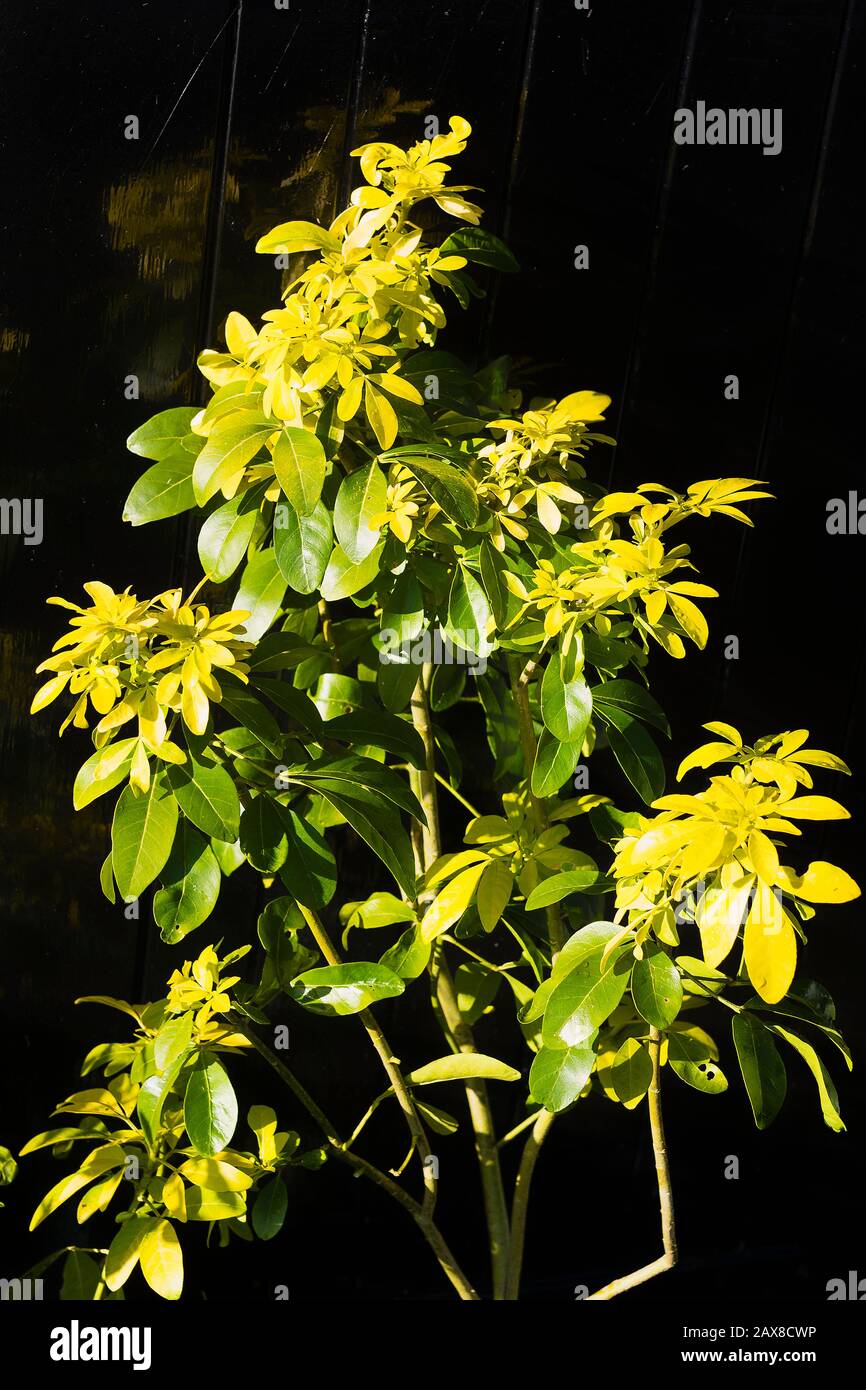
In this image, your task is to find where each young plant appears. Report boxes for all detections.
[22,116,858,1302]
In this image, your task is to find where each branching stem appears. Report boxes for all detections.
[586,1026,677,1299]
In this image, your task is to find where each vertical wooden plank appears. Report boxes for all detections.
[485,0,696,397]
[0,0,230,1260]
[613,0,850,743]
[342,0,534,362]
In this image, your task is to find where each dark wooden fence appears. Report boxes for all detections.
[1,0,863,1298]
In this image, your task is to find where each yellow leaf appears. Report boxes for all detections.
[667,592,709,648]
[139,1219,184,1301]
[536,489,562,534]
[774,795,850,821]
[778,860,860,905]
[248,1104,279,1165]
[77,1169,123,1224]
[558,390,611,422]
[743,886,797,1004]
[676,741,738,780]
[644,589,666,626]
[178,1157,253,1192]
[104,1217,155,1292]
[702,721,742,746]
[695,876,754,969]
[678,821,727,881]
[224,311,256,357]
[30,673,69,713]
[477,860,514,932]
[364,381,398,450]
[421,862,488,941]
[747,830,780,886]
[162,1173,187,1222]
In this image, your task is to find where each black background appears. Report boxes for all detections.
[1,0,864,1304]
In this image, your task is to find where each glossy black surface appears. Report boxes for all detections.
[1,0,863,1300]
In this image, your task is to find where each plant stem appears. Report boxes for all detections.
[586,1026,678,1299]
[230,1013,478,1300]
[506,655,566,954]
[504,1109,555,1299]
[296,904,438,1215]
[434,771,482,819]
[410,666,512,1300]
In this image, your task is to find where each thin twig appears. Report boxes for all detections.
[586,1026,677,1299]
[229,1012,478,1300]
[296,904,438,1217]
[410,666,511,1300]
[505,1109,555,1299]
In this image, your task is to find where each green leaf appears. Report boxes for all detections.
[252,677,324,736]
[166,753,240,842]
[184,1057,238,1156]
[381,570,425,645]
[542,949,631,1049]
[60,1250,101,1301]
[127,407,198,460]
[592,679,669,736]
[454,960,501,1025]
[531,729,579,797]
[240,795,288,874]
[414,1100,460,1136]
[251,1178,288,1241]
[386,449,479,526]
[234,548,287,642]
[379,925,431,980]
[768,1025,845,1132]
[439,225,520,273]
[273,499,333,593]
[529,1043,595,1113]
[111,780,179,901]
[124,451,196,526]
[732,1014,787,1129]
[218,674,283,755]
[291,963,405,1016]
[153,1011,195,1074]
[153,822,220,942]
[445,563,492,655]
[541,658,592,745]
[327,708,425,769]
[525,865,607,910]
[198,490,259,582]
[477,859,513,932]
[284,764,418,896]
[278,807,337,909]
[667,1032,728,1093]
[200,380,265,430]
[405,1054,520,1086]
[334,461,388,563]
[610,1037,653,1103]
[73,738,137,810]
[272,427,326,515]
[320,541,383,602]
[602,707,665,804]
[377,654,419,713]
[631,946,683,1028]
[192,418,273,506]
